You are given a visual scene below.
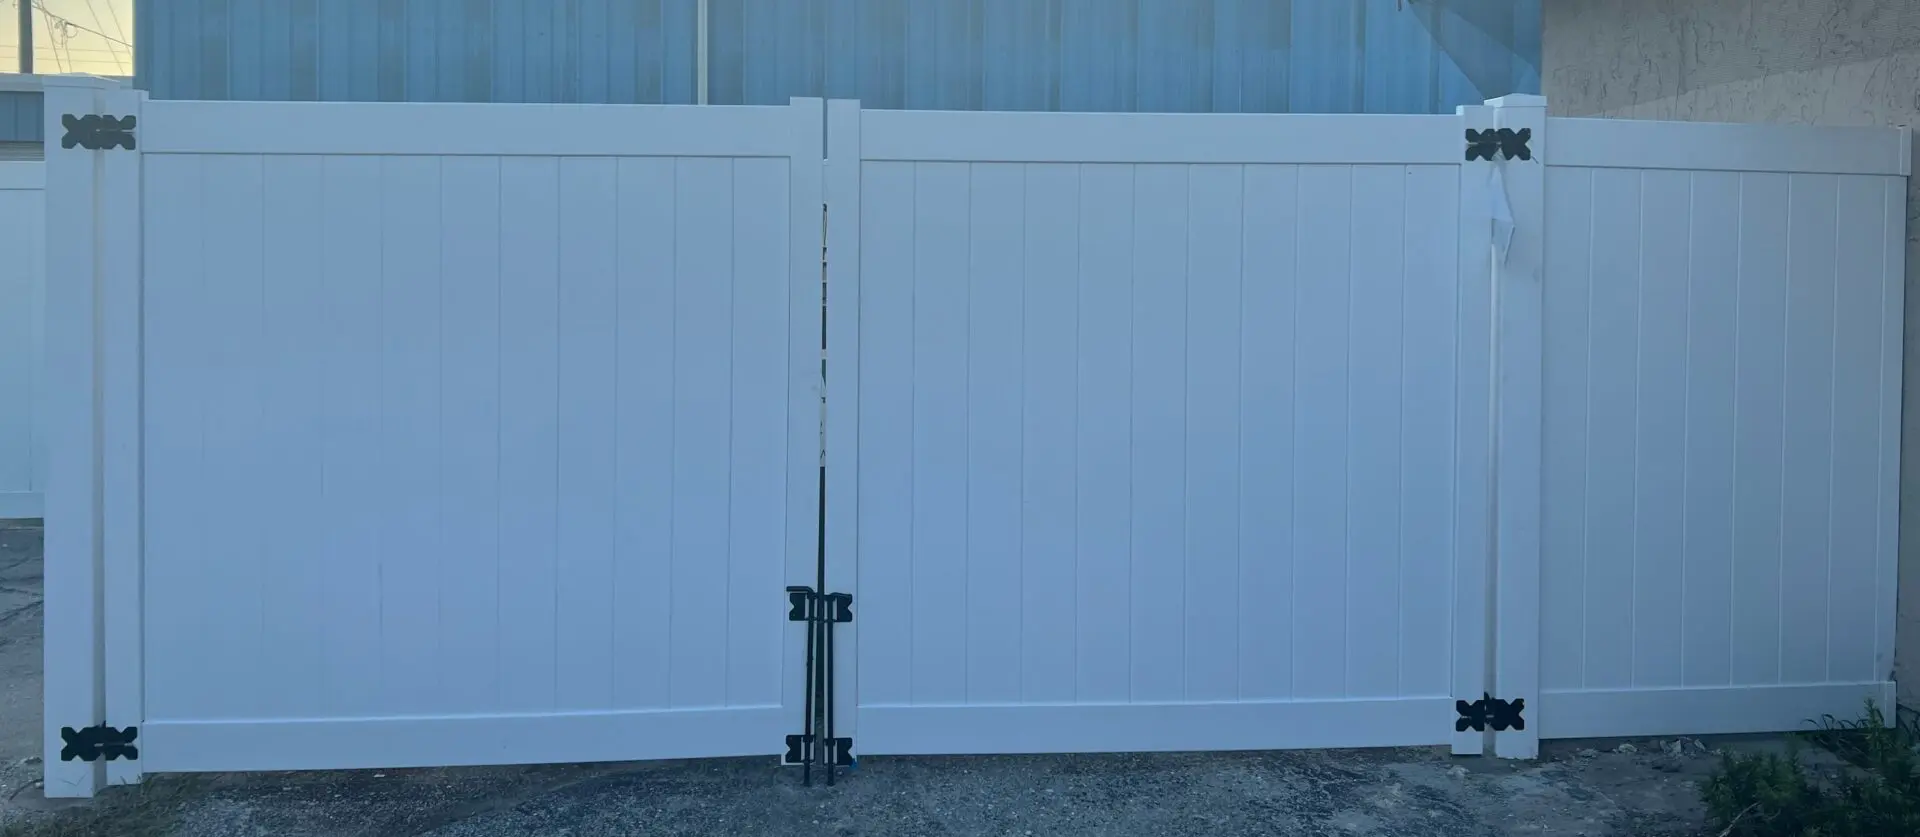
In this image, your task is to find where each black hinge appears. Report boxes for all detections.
[1455,693,1526,732]
[784,733,854,767]
[1465,127,1531,162]
[59,724,139,762]
[61,114,137,151]
[786,585,853,785]
[787,587,852,624]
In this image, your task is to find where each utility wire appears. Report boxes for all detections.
[9,0,133,48]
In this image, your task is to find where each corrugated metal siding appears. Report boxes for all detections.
[135,0,1538,114]
[136,0,701,103]
[0,92,42,143]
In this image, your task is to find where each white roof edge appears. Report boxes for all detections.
[0,73,131,93]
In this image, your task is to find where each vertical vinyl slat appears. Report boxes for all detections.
[1345,164,1405,698]
[669,156,735,708]
[1182,164,1244,702]
[138,156,204,722]
[1825,174,1887,684]
[436,155,504,713]
[0,187,35,497]
[1074,164,1134,702]
[612,157,678,709]
[1779,174,1839,684]
[1540,167,1593,694]
[1238,164,1299,701]
[963,163,1025,704]
[1582,169,1640,691]
[198,155,267,718]
[727,156,790,708]
[1398,164,1458,697]
[1018,163,1080,703]
[1633,169,1690,689]
[1730,172,1791,686]
[319,155,386,717]
[908,161,970,705]
[555,157,619,709]
[1872,177,1905,688]
[1127,163,1187,703]
[257,155,328,718]
[376,156,444,713]
[496,156,561,711]
[1291,164,1352,699]
[1681,171,1741,688]
[853,160,916,708]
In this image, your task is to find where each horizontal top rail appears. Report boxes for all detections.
[0,161,42,189]
[855,108,1466,165]
[1549,117,1911,177]
[139,100,816,158]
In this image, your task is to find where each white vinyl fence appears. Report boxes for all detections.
[1535,120,1910,739]
[39,76,1910,797]
[0,162,43,519]
[824,102,1494,757]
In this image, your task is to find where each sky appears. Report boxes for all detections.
[0,0,135,77]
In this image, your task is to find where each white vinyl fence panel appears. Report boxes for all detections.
[38,85,1912,797]
[0,162,43,519]
[826,105,1496,756]
[1537,118,1909,738]
[43,88,825,791]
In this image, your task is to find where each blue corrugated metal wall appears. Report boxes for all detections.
[135,0,1538,113]
[135,0,702,104]
[0,91,42,142]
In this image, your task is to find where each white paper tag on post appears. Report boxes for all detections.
[1489,165,1515,266]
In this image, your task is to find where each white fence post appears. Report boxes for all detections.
[98,82,146,788]
[1485,94,1547,760]
[41,74,131,799]
[1451,103,1495,757]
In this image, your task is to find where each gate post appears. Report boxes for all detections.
[1484,94,1547,760]
[41,74,143,798]
[822,99,861,752]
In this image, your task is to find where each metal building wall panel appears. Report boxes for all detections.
[134,0,1539,113]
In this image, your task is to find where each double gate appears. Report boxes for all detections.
[41,79,1909,796]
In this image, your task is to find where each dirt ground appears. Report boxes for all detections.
[0,523,1785,836]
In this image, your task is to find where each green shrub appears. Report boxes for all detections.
[1701,701,1920,837]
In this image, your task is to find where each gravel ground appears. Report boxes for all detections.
[0,523,1749,836]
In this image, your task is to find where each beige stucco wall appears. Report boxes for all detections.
[1545,0,1920,710]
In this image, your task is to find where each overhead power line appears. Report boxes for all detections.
[32,0,132,48]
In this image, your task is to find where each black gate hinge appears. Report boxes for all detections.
[61,114,137,151]
[786,584,853,785]
[784,733,854,767]
[59,724,139,762]
[786,587,852,624]
[1465,127,1531,162]
[1455,693,1526,732]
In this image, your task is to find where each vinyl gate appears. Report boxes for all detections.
[41,78,826,794]
[822,102,1496,757]
[41,78,1911,796]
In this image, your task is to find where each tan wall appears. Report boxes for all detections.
[1545,0,1920,711]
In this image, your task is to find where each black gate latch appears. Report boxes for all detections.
[1455,693,1526,732]
[60,724,139,762]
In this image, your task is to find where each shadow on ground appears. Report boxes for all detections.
[0,524,1728,836]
